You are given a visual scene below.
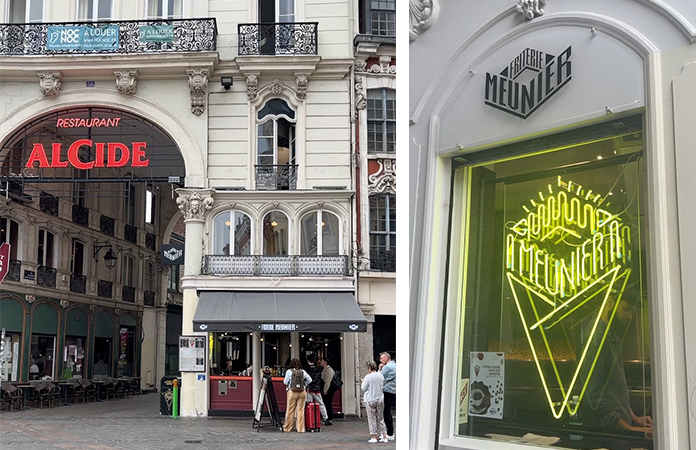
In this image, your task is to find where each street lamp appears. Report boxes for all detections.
[94,243,118,269]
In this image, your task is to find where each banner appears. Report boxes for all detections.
[139,25,174,42]
[47,26,119,51]
[469,352,505,419]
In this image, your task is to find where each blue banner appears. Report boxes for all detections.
[47,26,119,51]
[139,25,174,42]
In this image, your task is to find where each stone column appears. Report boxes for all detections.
[176,189,214,417]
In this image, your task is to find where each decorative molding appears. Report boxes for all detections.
[89,304,97,312]
[269,79,285,95]
[37,72,63,96]
[114,69,138,95]
[369,55,396,74]
[246,73,259,101]
[60,300,69,308]
[294,73,309,100]
[186,68,209,116]
[25,294,36,304]
[516,0,547,20]
[175,189,214,221]
[114,308,122,316]
[368,159,396,195]
[355,75,367,112]
[409,0,440,42]
[354,60,368,73]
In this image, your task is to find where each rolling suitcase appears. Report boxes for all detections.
[305,401,321,432]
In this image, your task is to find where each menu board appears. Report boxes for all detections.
[179,336,206,372]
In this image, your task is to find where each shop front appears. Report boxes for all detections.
[410,2,696,450]
[192,291,366,416]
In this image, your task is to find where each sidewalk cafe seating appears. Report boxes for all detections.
[77,379,97,403]
[31,381,60,408]
[1,384,24,412]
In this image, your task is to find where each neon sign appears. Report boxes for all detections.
[25,140,150,169]
[505,175,632,419]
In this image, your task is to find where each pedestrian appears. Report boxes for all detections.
[283,358,312,432]
[379,351,396,440]
[361,361,389,443]
[318,356,336,424]
[305,354,330,425]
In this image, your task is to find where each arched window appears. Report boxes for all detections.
[300,210,341,255]
[262,211,289,255]
[213,211,252,255]
[256,99,297,190]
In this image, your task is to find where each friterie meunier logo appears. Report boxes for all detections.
[485,46,572,119]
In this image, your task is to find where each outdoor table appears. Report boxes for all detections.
[91,380,107,402]
[9,383,33,409]
[56,382,76,406]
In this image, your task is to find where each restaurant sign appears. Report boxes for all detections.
[47,25,119,51]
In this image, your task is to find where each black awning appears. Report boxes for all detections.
[192,291,367,333]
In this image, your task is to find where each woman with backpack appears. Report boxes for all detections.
[361,361,389,443]
[283,358,312,432]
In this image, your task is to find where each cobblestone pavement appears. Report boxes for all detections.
[0,393,400,450]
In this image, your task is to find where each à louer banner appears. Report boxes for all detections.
[47,25,119,51]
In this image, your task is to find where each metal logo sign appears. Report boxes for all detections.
[0,243,9,284]
[161,244,185,266]
[485,46,572,119]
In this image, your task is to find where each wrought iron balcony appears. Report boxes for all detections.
[7,259,21,282]
[238,22,317,55]
[144,291,155,306]
[369,250,396,272]
[98,280,113,298]
[202,255,350,277]
[70,274,87,294]
[39,192,59,216]
[37,266,57,287]
[255,164,298,190]
[124,224,138,244]
[0,18,217,55]
[100,214,115,236]
[72,204,89,227]
[122,285,136,303]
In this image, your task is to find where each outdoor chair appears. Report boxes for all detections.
[77,379,97,402]
[1,384,24,411]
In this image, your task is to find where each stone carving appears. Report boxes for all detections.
[114,69,138,94]
[114,308,121,316]
[89,304,97,312]
[355,75,366,112]
[187,68,209,116]
[368,159,396,195]
[354,60,368,73]
[409,0,440,42]
[246,74,259,101]
[516,0,547,20]
[294,73,308,100]
[176,189,214,221]
[37,72,63,96]
[369,56,396,74]
[269,79,285,95]
[60,300,69,308]
[25,295,36,304]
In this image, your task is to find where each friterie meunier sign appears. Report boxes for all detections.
[25,117,150,169]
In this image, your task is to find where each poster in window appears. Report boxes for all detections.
[179,336,206,372]
[469,352,505,420]
[458,377,469,425]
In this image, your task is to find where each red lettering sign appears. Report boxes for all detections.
[0,243,10,284]
[25,141,150,169]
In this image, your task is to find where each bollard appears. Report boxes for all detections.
[172,378,179,418]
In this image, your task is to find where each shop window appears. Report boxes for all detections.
[256,99,297,190]
[366,0,395,36]
[117,326,135,377]
[450,123,651,449]
[367,89,396,154]
[77,0,112,20]
[262,211,289,256]
[93,338,111,376]
[300,210,341,256]
[146,0,182,19]
[212,211,252,255]
[30,334,55,380]
[261,333,290,372]
[8,0,43,23]
[37,228,55,268]
[369,194,396,272]
[0,218,19,259]
[1,332,21,382]
[63,337,85,379]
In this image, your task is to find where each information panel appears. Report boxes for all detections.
[179,336,206,372]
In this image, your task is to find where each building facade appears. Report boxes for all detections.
[411,1,696,449]
[0,0,391,418]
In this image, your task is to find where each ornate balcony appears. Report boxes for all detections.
[255,164,298,190]
[98,280,113,298]
[39,192,59,216]
[70,274,87,294]
[37,266,57,287]
[0,18,217,55]
[144,291,155,306]
[124,224,138,244]
[7,260,21,282]
[369,250,396,272]
[100,215,115,236]
[72,204,89,227]
[238,22,317,55]
[122,285,136,303]
[202,255,350,277]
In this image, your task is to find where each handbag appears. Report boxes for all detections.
[330,372,343,390]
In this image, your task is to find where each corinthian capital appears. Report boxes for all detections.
[176,189,214,221]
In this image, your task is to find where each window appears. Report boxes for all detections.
[77,0,111,21]
[213,211,252,256]
[8,0,43,23]
[124,183,136,226]
[144,260,155,292]
[367,0,395,36]
[72,170,86,207]
[30,335,55,380]
[369,194,396,271]
[168,264,180,292]
[367,89,396,154]
[262,211,289,255]
[71,240,85,275]
[300,211,341,256]
[256,99,297,190]
[0,218,19,259]
[258,0,295,23]
[146,0,182,19]
[122,255,134,287]
[145,186,156,226]
[449,126,651,449]
[37,229,55,268]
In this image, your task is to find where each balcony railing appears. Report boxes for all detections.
[72,204,89,227]
[0,18,217,55]
[37,266,57,287]
[98,280,113,298]
[7,259,21,282]
[369,250,396,272]
[144,291,155,306]
[39,192,59,216]
[122,285,136,303]
[238,22,317,55]
[70,274,87,294]
[202,255,350,277]
[124,224,138,244]
[255,164,298,190]
[100,215,115,236]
